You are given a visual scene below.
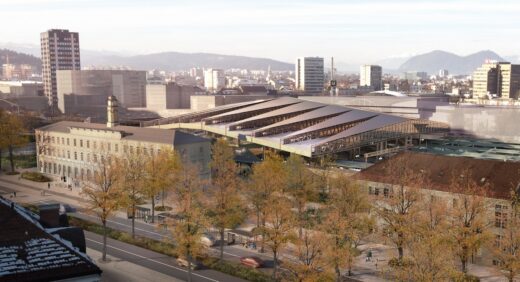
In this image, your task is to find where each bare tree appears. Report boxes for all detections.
[81,151,122,261]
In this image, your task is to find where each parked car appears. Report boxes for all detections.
[176,257,202,270]
[240,256,264,268]
[200,233,216,247]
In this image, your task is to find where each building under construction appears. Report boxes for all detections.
[143,97,449,160]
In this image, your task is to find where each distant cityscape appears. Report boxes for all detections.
[0,17,520,282]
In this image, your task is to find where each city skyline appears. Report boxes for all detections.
[2,0,520,64]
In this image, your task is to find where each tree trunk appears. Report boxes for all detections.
[220,227,225,261]
[398,246,404,261]
[260,216,266,253]
[335,262,341,282]
[187,253,192,282]
[0,148,3,172]
[151,197,155,223]
[461,246,468,273]
[131,203,135,239]
[102,220,107,261]
[8,145,15,173]
[298,204,303,239]
[272,250,278,280]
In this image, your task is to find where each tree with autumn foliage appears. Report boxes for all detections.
[206,138,246,261]
[81,151,122,261]
[260,193,296,280]
[490,189,520,282]
[167,162,208,282]
[375,158,421,262]
[0,112,28,173]
[143,147,179,223]
[448,169,492,274]
[285,154,316,239]
[248,152,287,253]
[323,173,373,281]
[394,192,458,281]
[286,228,332,282]
[117,150,147,238]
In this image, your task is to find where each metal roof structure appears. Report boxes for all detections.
[147,97,449,157]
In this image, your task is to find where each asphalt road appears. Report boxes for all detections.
[85,231,246,282]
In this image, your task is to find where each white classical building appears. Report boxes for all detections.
[35,96,211,182]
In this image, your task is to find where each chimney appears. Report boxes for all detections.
[107,95,119,128]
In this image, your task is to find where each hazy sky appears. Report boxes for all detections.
[1,0,520,63]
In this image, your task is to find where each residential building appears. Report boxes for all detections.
[56,69,147,115]
[36,96,211,182]
[204,69,225,91]
[40,29,80,111]
[360,65,383,91]
[472,62,520,100]
[0,81,43,97]
[439,69,449,78]
[2,64,33,80]
[295,57,324,94]
[473,62,500,98]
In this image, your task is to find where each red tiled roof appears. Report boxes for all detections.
[356,151,520,200]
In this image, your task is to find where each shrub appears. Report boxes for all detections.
[21,172,51,182]
[388,257,414,268]
[202,258,271,282]
[154,205,173,211]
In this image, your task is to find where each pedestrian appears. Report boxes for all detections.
[13,191,16,197]
[47,183,50,189]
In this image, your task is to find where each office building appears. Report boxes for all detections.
[204,69,225,91]
[295,57,324,94]
[146,82,205,111]
[36,96,211,181]
[438,69,449,78]
[360,65,383,91]
[56,69,147,115]
[40,29,80,110]
[472,62,520,100]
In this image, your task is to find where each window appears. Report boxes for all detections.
[67,151,70,159]
[51,137,55,144]
[74,152,77,160]
[67,138,70,145]
[374,188,380,196]
[115,144,118,153]
[383,188,390,198]
[80,140,83,147]
[369,186,375,195]
[73,139,76,146]
[80,152,83,161]
[61,137,64,144]
[93,141,97,149]
[86,140,90,148]
[495,204,508,229]
[108,143,111,152]
[199,146,204,153]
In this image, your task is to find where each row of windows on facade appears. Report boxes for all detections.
[369,186,512,230]
[42,135,166,155]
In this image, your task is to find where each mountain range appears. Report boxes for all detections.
[397,50,506,75]
[1,42,518,75]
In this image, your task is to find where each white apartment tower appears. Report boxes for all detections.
[40,29,81,112]
[295,57,324,94]
[204,69,225,92]
[360,65,383,91]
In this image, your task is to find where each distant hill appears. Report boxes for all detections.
[398,50,505,75]
[0,49,42,72]
[82,52,294,71]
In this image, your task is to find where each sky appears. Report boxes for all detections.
[1,0,520,64]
